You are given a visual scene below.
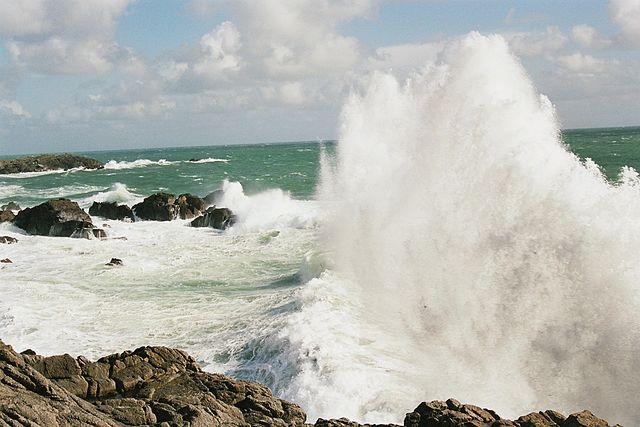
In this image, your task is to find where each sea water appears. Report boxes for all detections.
[1,33,640,425]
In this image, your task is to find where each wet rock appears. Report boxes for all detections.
[71,227,106,239]
[176,193,205,219]
[0,153,103,174]
[0,201,20,211]
[0,209,15,222]
[132,192,177,221]
[191,206,236,230]
[0,258,12,263]
[12,198,93,237]
[0,236,18,244]
[89,201,135,221]
[106,258,123,266]
[203,189,224,207]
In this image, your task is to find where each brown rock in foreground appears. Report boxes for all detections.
[0,340,622,427]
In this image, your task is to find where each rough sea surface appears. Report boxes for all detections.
[1,34,640,426]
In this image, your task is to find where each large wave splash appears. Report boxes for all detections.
[281,33,640,424]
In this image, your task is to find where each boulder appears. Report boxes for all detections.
[132,193,177,221]
[0,201,20,211]
[190,206,236,230]
[89,201,134,221]
[176,193,205,219]
[0,209,15,222]
[12,199,93,237]
[0,236,18,244]
[0,153,103,174]
[0,258,11,263]
[106,258,123,266]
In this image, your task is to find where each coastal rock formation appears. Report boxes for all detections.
[12,199,94,237]
[0,202,20,211]
[191,206,236,230]
[0,236,18,244]
[89,202,135,221]
[132,193,178,221]
[203,190,224,207]
[0,154,103,174]
[175,193,205,219]
[0,210,15,223]
[0,341,620,427]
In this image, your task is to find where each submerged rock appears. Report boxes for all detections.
[0,201,20,211]
[89,201,135,221]
[132,192,177,221]
[0,236,18,244]
[190,206,236,230]
[0,340,621,427]
[0,153,103,174]
[12,199,93,237]
[175,193,205,219]
[106,258,123,266]
[0,210,15,223]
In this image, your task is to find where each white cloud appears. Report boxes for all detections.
[0,99,30,118]
[555,52,618,75]
[193,21,242,76]
[571,24,611,49]
[610,0,640,45]
[505,26,568,57]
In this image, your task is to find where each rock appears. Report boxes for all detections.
[191,206,236,230]
[562,411,610,427]
[89,201,134,221]
[0,236,18,244]
[188,158,199,162]
[70,227,106,239]
[0,153,103,174]
[176,193,206,219]
[0,201,20,211]
[106,258,123,266]
[0,258,12,263]
[132,192,177,221]
[0,209,15,222]
[203,189,224,207]
[12,199,93,237]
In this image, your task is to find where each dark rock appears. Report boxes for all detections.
[0,209,15,222]
[562,411,609,427]
[188,158,199,162]
[12,198,93,237]
[89,201,134,221]
[132,192,177,221]
[0,258,12,263]
[0,201,20,211]
[176,193,205,219]
[191,206,236,230]
[203,189,224,207]
[0,236,18,244]
[404,399,499,427]
[106,258,123,266]
[93,228,107,239]
[0,153,103,174]
[70,227,105,239]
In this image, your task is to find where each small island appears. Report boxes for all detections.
[0,153,103,174]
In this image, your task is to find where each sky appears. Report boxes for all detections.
[0,0,639,155]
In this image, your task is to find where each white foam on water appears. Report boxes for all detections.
[0,167,86,179]
[104,159,177,170]
[278,33,640,425]
[190,158,229,164]
[78,183,141,208]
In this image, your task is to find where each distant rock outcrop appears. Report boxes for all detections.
[191,206,236,230]
[0,340,621,427]
[12,198,93,237]
[0,153,103,174]
[89,201,135,221]
[132,193,178,221]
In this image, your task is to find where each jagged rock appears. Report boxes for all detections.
[0,236,18,244]
[563,411,610,427]
[132,193,177,221]
[0,210,15,222]
[106,258,123,266]
[0,258,11,263]
[203,189,224,207]
[89,201,135,221]
[0,202,20,211]
[12,198,93,237]
[70,227,106,239]
[191,206,236,230]
[176,193,205,219]
[0,153,103,174]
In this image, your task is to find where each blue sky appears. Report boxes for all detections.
[1,0,639,154]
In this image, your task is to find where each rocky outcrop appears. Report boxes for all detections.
[0,154,103,174]
[89,202,134,221]
[0,210,15,223]
[12,199,94,237]
[0,236,18,244]
[132,193,178,221]
[175,193,205,220]
[0,341,621,427]
[191,206,236,230]
[0,202,20,211]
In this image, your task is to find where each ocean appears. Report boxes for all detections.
[2,35,640,425]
